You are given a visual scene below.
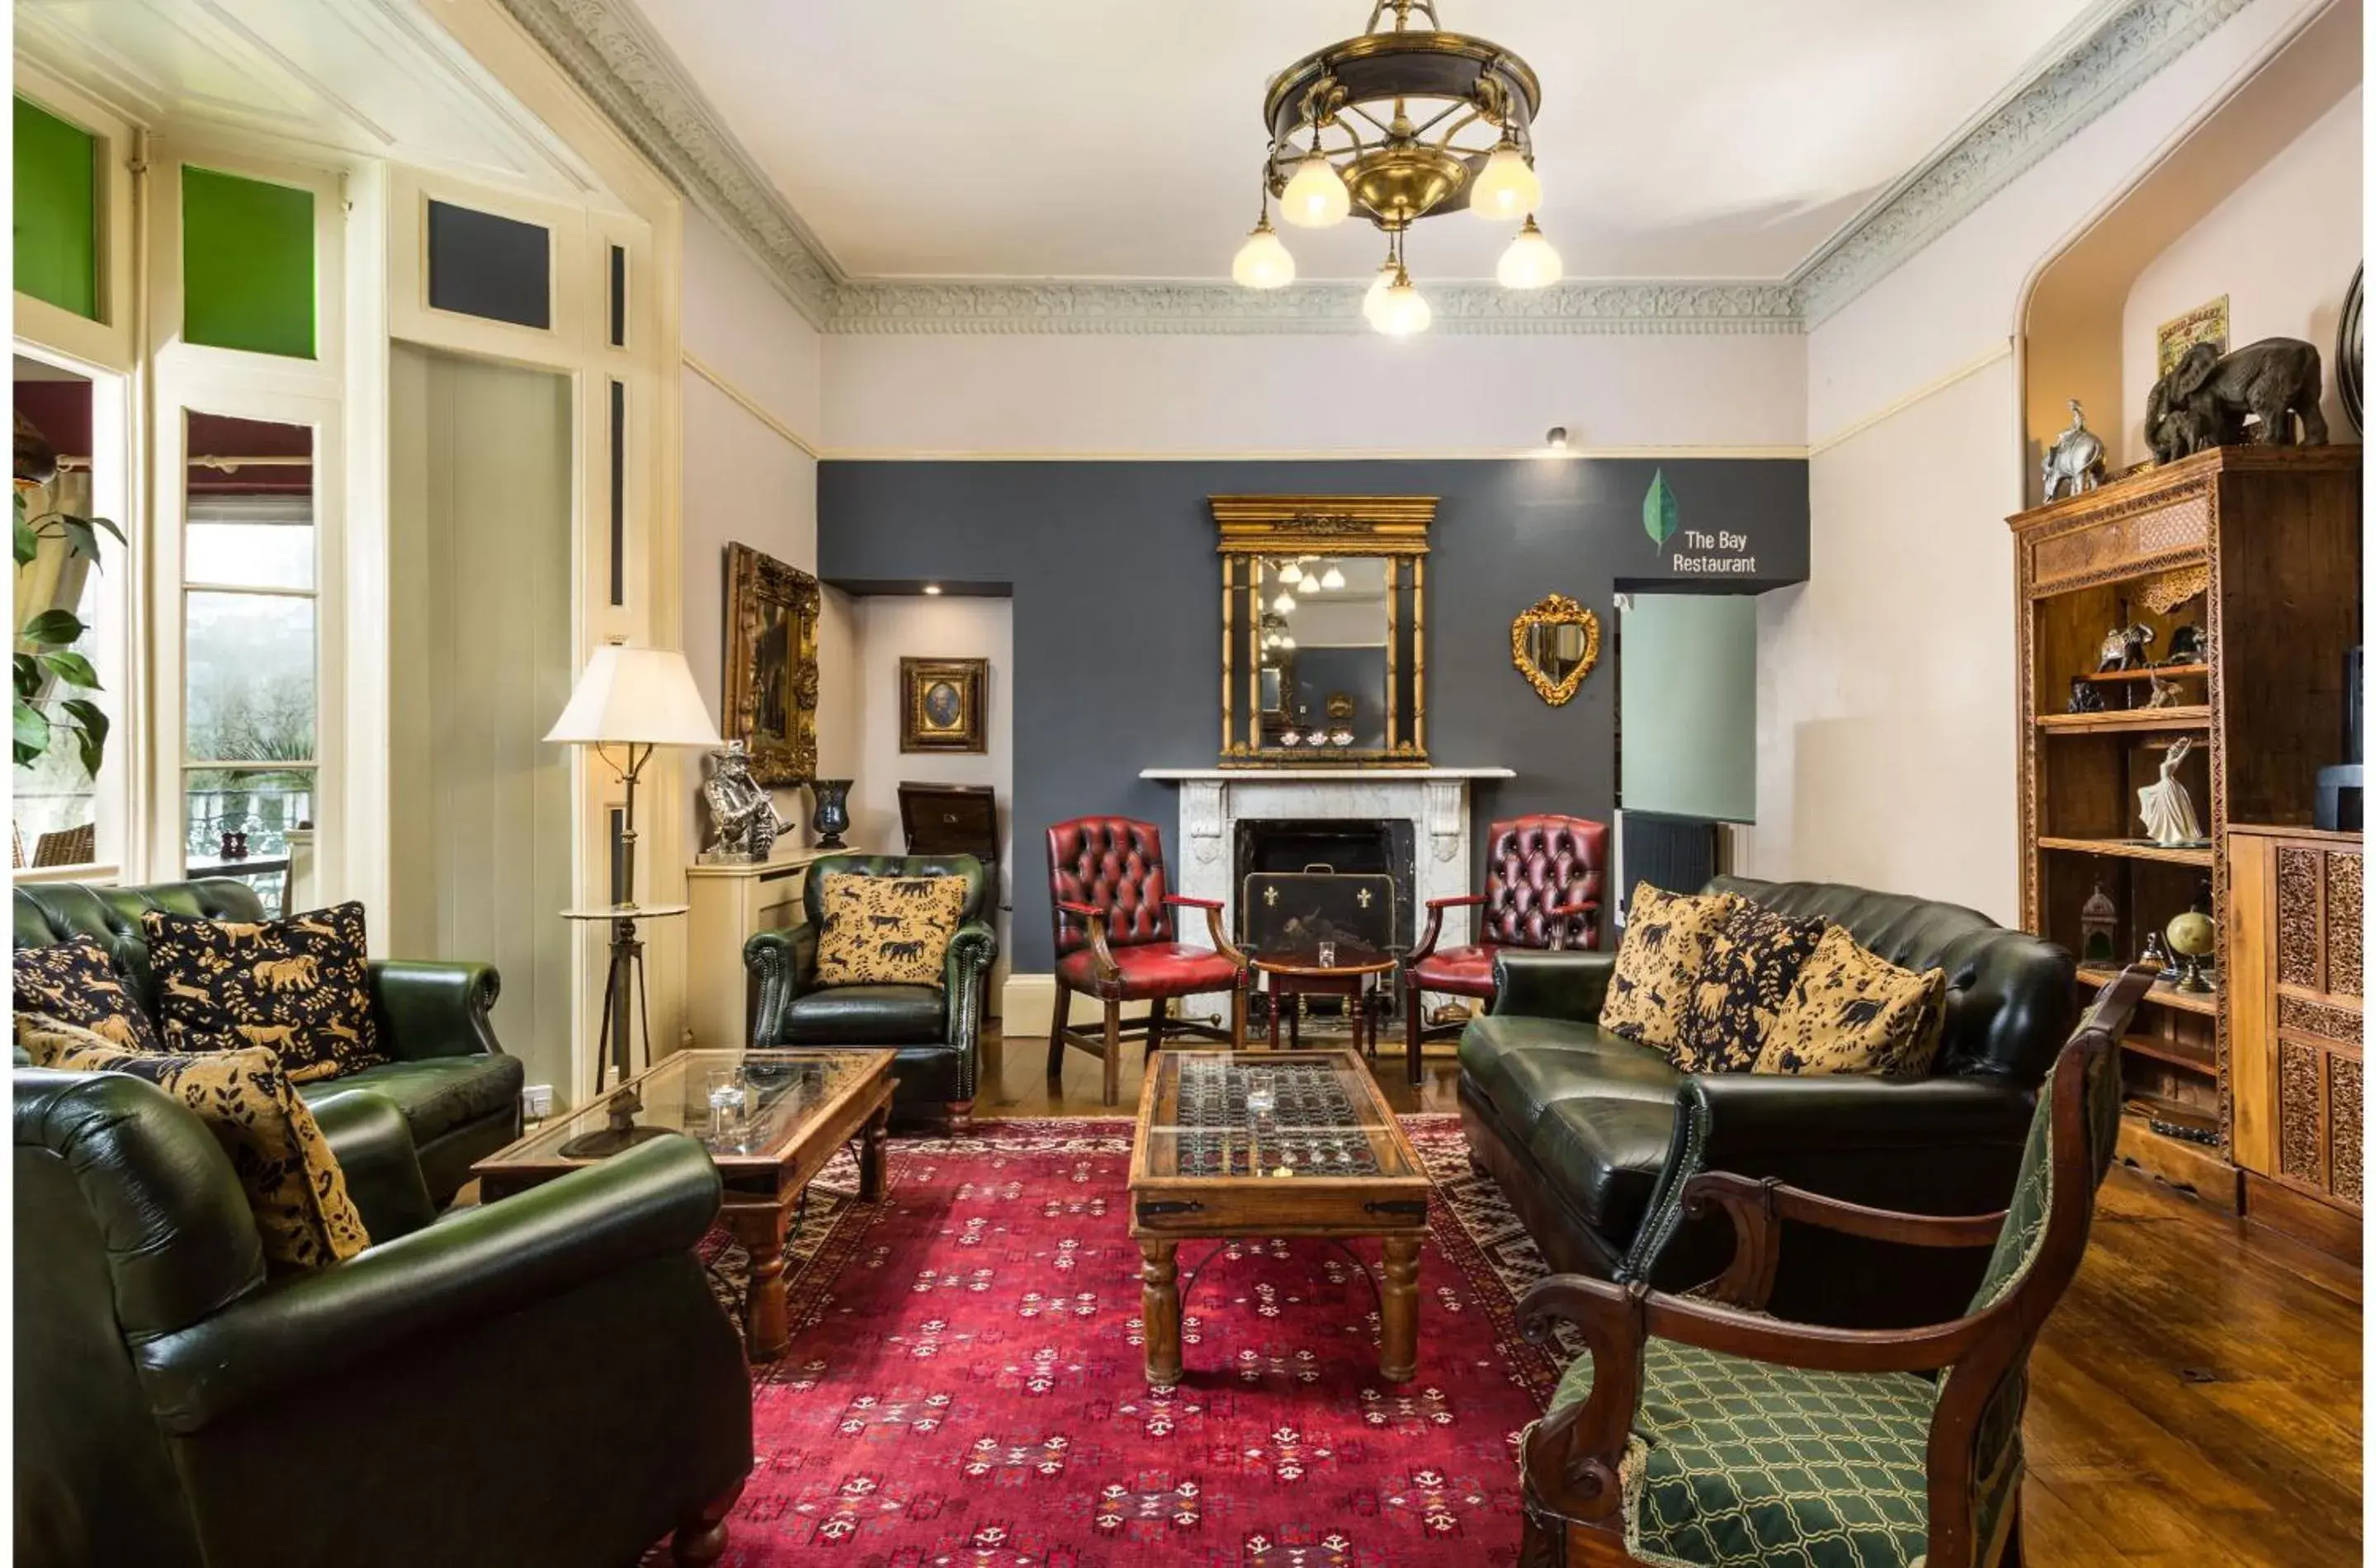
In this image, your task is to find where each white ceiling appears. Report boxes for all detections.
[630,0,2107,282]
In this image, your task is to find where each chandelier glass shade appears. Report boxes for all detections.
[1233,0,1556,333]
[1231,214,1296,289]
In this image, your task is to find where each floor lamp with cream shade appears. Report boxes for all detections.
[546,645,722,1131]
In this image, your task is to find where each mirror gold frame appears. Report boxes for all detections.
[1511,593,1601,706]
[1212,494,1434,767]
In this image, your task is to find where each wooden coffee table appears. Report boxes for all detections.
[472,1047,896,1360]
[1252,939,1398,1057]
[1127,1047,1429,1386]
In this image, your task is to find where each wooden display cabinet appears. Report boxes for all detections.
[2010,445,2360,1215]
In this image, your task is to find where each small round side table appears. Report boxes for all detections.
[1251,940,1399,1058]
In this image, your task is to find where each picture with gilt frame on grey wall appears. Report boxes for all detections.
[723,541,820,786]
[900,657,987,753]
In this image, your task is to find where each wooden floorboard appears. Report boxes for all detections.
[968,1023,2365,1565]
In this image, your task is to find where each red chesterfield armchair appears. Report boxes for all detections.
[1403,813,1607,1084]
[1046,815,1246,1105]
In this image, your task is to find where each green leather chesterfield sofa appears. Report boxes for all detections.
[744,852,997,1126]
[14,1067,753,1568]
[1459,876,2076,1328]
[13,879,522,1204]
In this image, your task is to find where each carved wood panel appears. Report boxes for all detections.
[2277,1041,2322,1184]
[2277,847,2322,989]
[2028,490,2210,593]
[2331,1056,2363,1207]
[2326,852,2362,998]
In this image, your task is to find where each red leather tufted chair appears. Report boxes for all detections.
[1403,813,1608,1085]
[1046,815,1246,1105]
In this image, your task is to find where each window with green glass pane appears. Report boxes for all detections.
[15,97,99,319]
[182,166,314,358]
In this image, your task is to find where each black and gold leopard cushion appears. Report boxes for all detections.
[139,901,386,1083]
[1599,886,1741,1052]
[1755,924,1947,1080]
[12,933,163,1054]
[1672,900,1830,1074]
[23,1018,371,1271]
[814,873,970,988]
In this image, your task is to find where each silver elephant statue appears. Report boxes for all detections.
[2041,399,2106,499]
[2147,337,2326,462]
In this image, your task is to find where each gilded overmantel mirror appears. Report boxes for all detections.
[1212,495,1433,767]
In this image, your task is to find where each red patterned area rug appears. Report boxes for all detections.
[659,1113,1564,1566]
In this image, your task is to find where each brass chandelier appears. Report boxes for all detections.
[1231,0,1560,335]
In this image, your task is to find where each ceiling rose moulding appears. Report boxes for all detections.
[494,0,844,322]
[822,281,1803,337]
[1788,0,2256,325]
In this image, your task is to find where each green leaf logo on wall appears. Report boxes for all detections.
[1642,470,1679,547]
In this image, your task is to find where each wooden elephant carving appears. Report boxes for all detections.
[2147,338,2326,462]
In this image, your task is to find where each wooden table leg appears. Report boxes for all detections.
[1140,1239,1183,1386]
[726,1202,793,1361]
[1379,1234,1421,1382]
[858,1100,890,1202]
[1268,980,1282,1051]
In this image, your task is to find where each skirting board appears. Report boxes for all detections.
[999,974,1230,1038]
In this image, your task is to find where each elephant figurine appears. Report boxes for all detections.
[2041,399,2106,498]
[2147,337,2326,461]
[2098,622,2154,673]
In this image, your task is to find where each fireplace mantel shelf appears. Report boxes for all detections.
[1140,767,1514,782]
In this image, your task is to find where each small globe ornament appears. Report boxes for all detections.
[2166,910,2217,992]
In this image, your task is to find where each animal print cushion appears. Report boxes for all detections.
[139,900,386,1083]
[1755,924,1947,1079]
[814,873,971,988]
[22,1018,370,1271]
[1672,900,1830,1074]
[1599,886,1741,1052]
[12,933,163,1054]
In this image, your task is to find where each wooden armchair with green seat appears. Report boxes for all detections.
[1514,966,2153,1568]
[12,879,520,1204]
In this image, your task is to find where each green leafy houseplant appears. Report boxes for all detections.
[14,486,122,773]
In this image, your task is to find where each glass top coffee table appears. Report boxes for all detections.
[1127,1047,1429,1386]
[472,1047,897,1359]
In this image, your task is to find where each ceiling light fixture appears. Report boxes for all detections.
[1273,589,1298,615]
[1278,560,1305,585]
[1320,563,1346,590]
[1232,0,1556,336]
[922,583,944,595]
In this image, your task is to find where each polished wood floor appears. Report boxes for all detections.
[975,1023,2365,1566]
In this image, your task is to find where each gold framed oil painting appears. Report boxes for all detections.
[900,658,987,753]
[723,541,820,786]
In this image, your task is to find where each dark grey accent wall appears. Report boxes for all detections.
[818,458,1807,971]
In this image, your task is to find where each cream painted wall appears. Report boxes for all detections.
[678,208,842,861]
[821,330,1807,456]
[843,594,1015,1002]
[386,346,578,1099]
[1754,0,2342,921]
[2117,85,2363,466]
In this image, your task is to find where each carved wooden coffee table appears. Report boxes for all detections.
[1127,1047,1430,1386]
[473,1047,895,1360]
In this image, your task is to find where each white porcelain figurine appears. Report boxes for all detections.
[2137,737,2204,848]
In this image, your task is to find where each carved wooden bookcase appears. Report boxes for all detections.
[2227,826,2362,1257]
[2008,445,2361,1219]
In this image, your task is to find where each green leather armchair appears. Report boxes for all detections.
[744,852,996,1127]
[13,879,521,1203]
[15,1067,753,1568]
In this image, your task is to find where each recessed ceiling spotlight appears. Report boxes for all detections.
[1546,426,1569,451]
[922,583,943,596]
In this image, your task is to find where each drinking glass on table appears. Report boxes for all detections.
[705,1066,748,1145]
[1245,1067,1278,1117]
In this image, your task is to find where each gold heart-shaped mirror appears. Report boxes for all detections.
[1511,593,1601,706]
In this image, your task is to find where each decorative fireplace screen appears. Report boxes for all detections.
[1240,867,1399,955]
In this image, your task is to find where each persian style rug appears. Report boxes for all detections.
[658,1114,1566,1566]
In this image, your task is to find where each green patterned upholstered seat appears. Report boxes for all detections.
[1547,1340,1934,1568]
[1537,1007,2123,1568]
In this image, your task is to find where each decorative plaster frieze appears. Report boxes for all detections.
[824,279,1803,336]
[503,0,2251,336]
[1788,0,2256,324]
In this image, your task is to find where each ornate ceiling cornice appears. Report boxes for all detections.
[500,0,2248,338]
[827,280,1802,336]
[1788,0,2256,323]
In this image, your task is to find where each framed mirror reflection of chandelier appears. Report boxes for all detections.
[1210,495,1434,767]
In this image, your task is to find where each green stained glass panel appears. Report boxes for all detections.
[15,97,98,319]
[182,166,314,359]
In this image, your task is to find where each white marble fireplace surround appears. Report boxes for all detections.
[1140,766,1516,1020]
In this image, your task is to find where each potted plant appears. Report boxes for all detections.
[14,411,119,775]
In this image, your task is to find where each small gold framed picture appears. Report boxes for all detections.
[900,658,987,753]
